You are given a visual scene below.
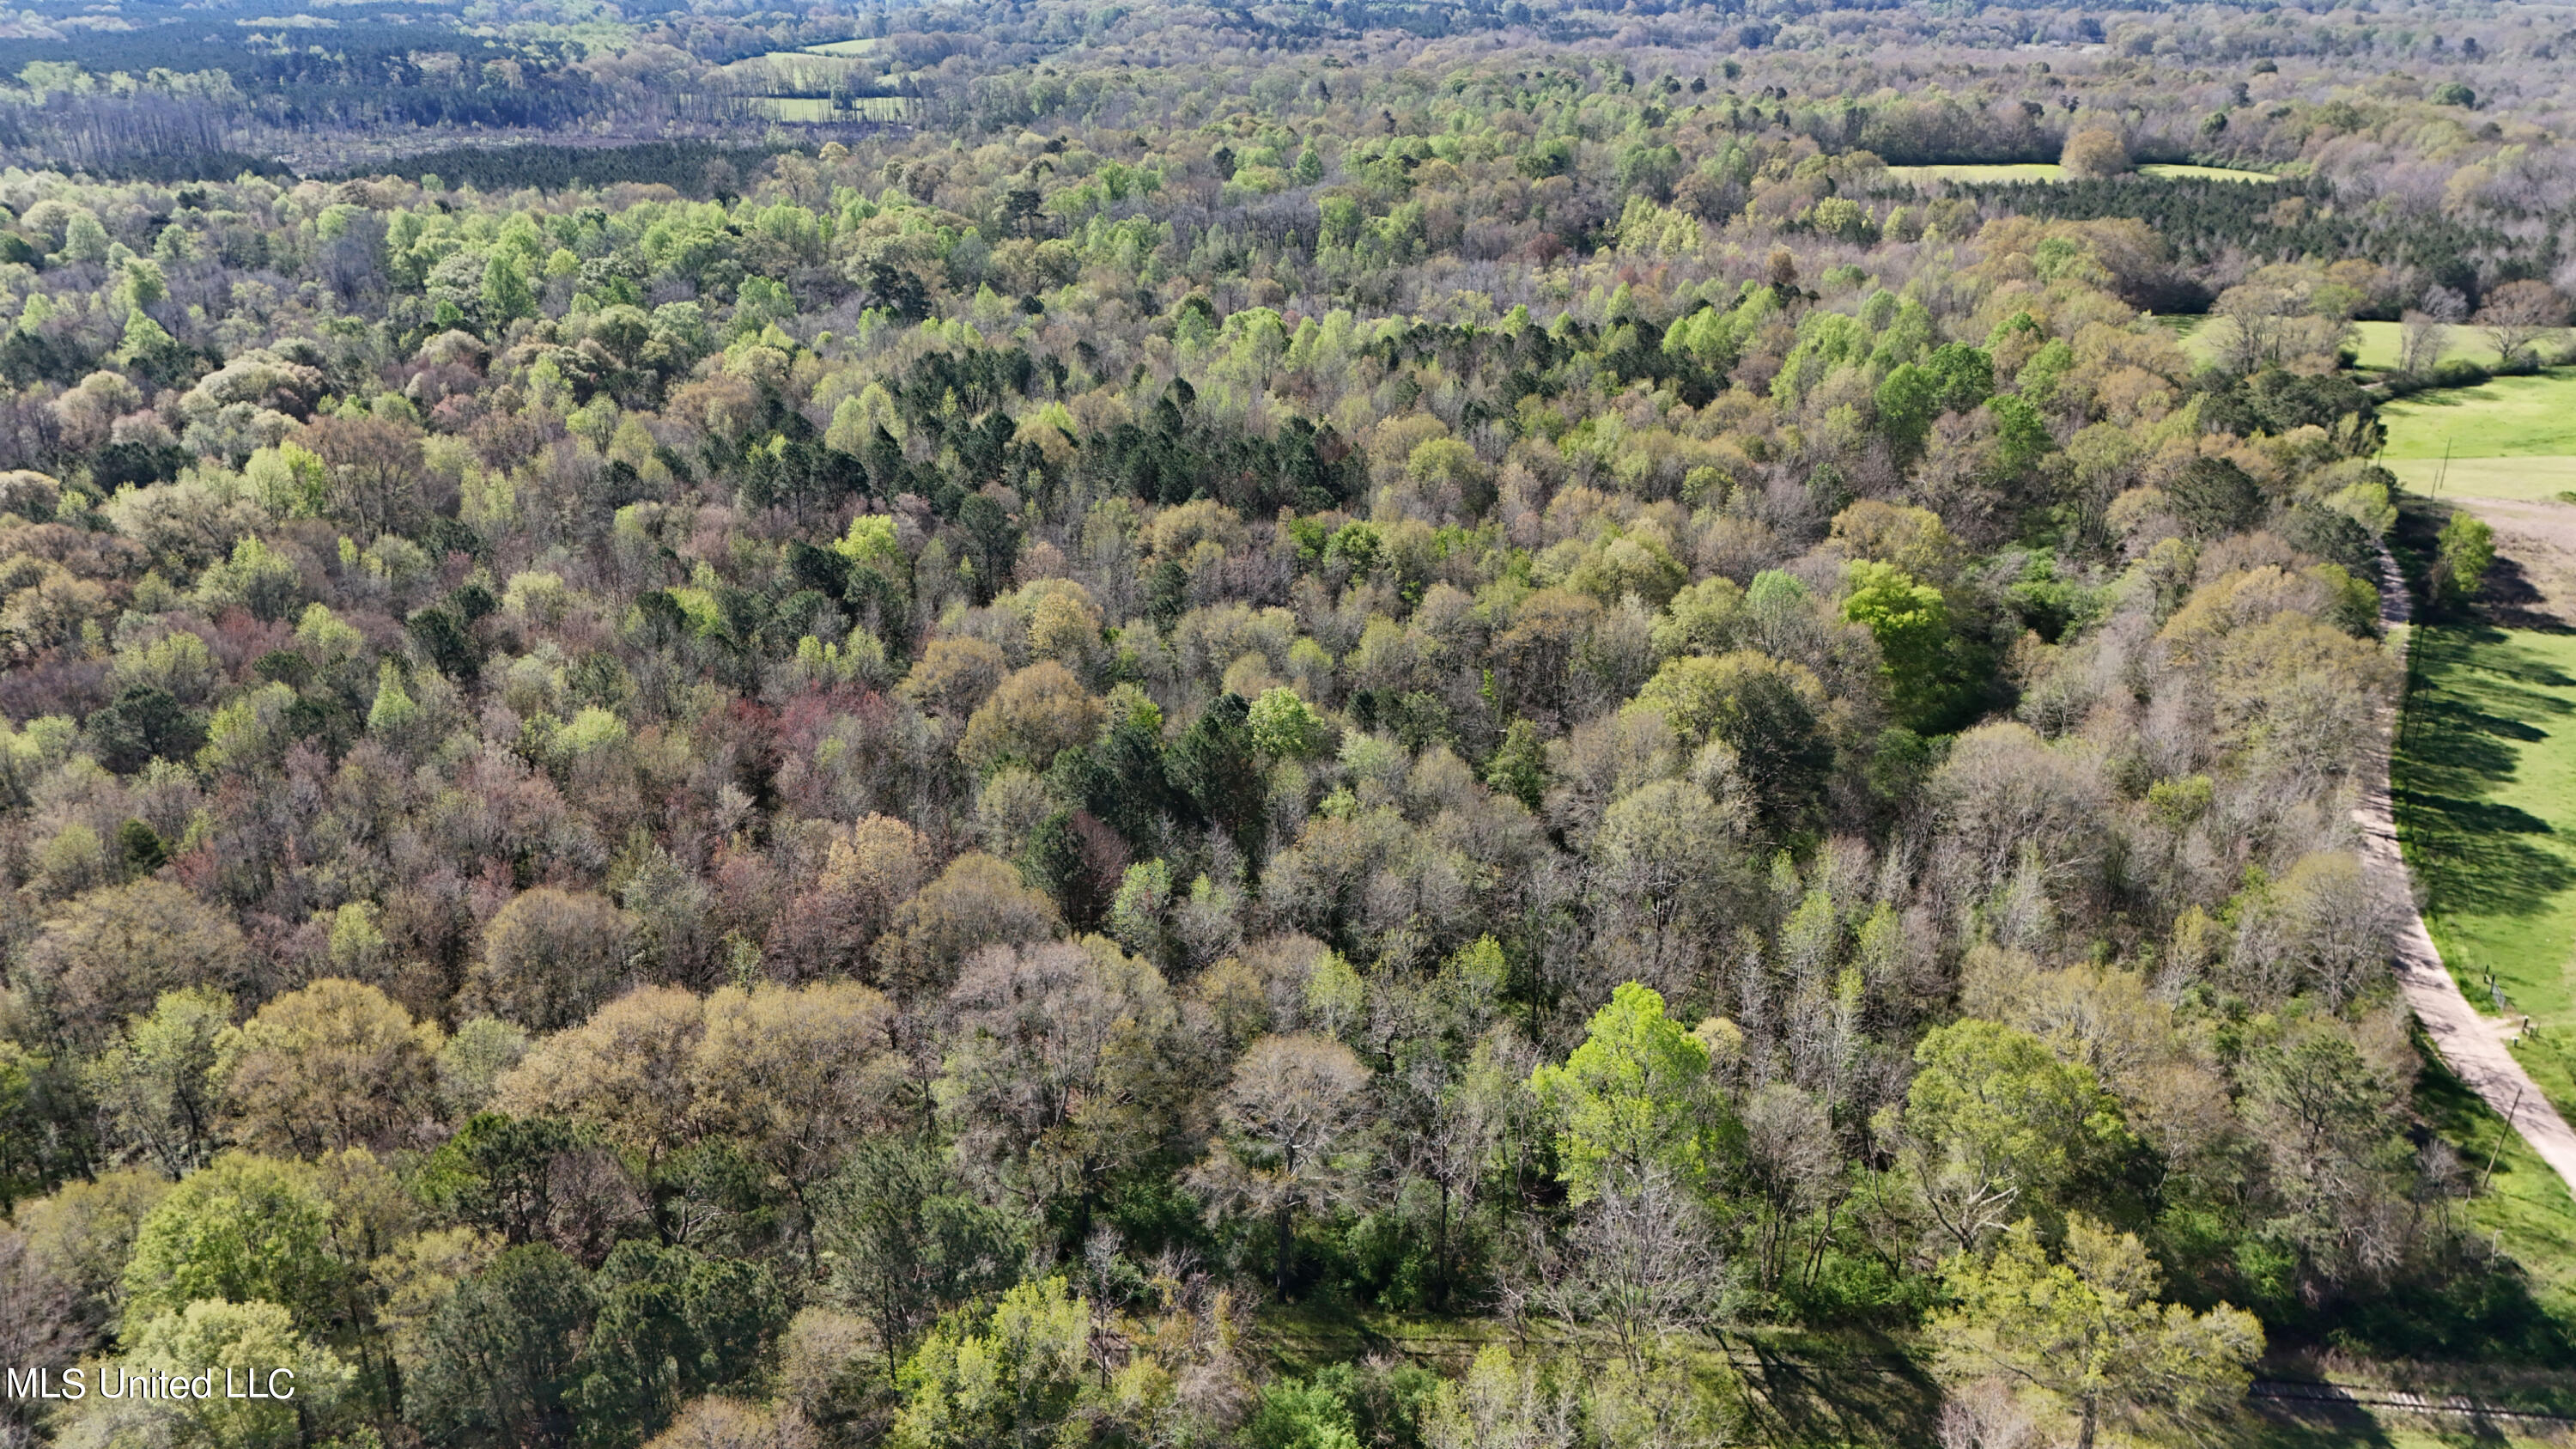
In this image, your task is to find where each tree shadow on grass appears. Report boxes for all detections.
[2397,627,2576,917]
[1731,1333,1942,1448]
[2435,625,2576,689]
[2230,1402,2403,1448]
[2480,553,2573,635]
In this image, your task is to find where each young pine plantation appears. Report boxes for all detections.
[0,1,2572,1446]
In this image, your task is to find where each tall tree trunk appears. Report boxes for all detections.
[1435,1178,1450,1312]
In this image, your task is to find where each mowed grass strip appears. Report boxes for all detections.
[2382,457,2576,503]
[2136,161,2276,181]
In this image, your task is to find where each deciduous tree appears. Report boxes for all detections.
[217,978,445,1156]
[1527,983,1723,1202]
[1190,1033,1372,1294]
[1932,1216,2261,1449]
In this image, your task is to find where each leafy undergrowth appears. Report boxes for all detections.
[1256,1301,1947,1448]
[1255,1294,2576,1447]
[2408,1032,2576,1376]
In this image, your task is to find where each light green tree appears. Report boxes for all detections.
[82,986,231,1178]
[1893,1020,2130,1251]
[1842,560,1957,729]
[1933,1216,2263,1449]
[194,537,305,622]
[2437,509,2494,606]
[893,1276,1091,1449]
[367,659,418,735]
[1248,685,1331,759]
[1527,983,1723,1202]
[244,442,329,518]
[123,1153,343,1331]
[77,1299,353,1449]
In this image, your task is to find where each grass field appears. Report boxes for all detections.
[2384,457,2576,502]
[747,97,835,121]
[1885,161,2275,186]
[2137,161,2277,181]
[2348,319,2500,372]
[2415,1023,2576,1333]
[2381,372,2576,460]
[2379,371,2576,504]
[2382,376,2576,1363]
[742,94,918,122]
[2393,612,2576,1136]
[2157,317,2503,376]
[717,46,918,123]
[1885,161,2064,183]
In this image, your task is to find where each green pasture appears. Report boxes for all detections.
[1885,161,2064,184]
[2345,318,2497,373]
[1884,161,2274,186]
[2394,615,2576,1114]
[2383,457,2576,502]
[742,94,917,122]
[2412,1028,2576,1349]
[2137,161,2277,181]
[747,97,835,121]
[2157,317,2500,375]
[714,45,918,124]
[2380,371,2576,460]
[2158,313,2215,362]
[2380,368,2576,1342]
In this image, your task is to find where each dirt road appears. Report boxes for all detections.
[2364,539,2576,1199]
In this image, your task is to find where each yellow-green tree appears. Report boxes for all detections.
[1893,1020,2131,1250]
[1528,983,1724,1202]
[217,978,444,1156]
[893,1276,1091,1449]
[1933,1216,2262,1449]
[76,1299,352,1449]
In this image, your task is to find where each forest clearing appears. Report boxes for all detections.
[1885,161,2280,186]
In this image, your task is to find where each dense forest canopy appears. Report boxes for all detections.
[0,0,2567,1445]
